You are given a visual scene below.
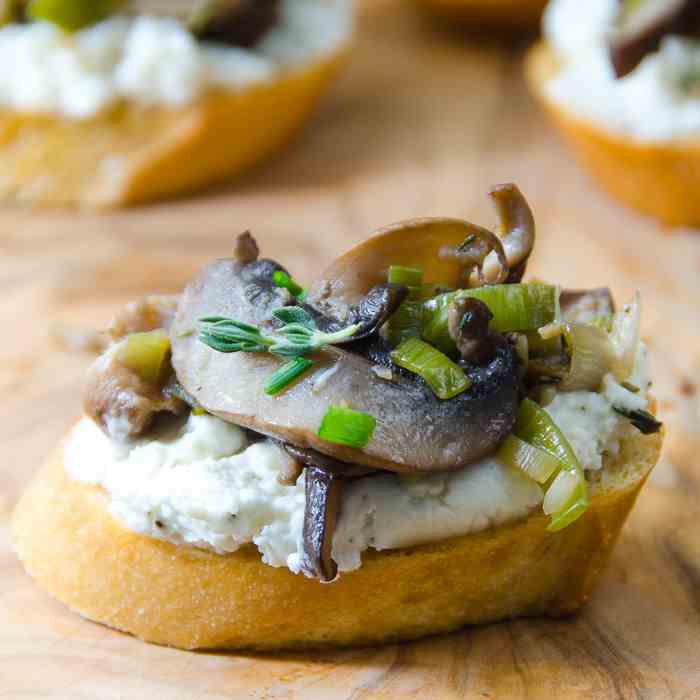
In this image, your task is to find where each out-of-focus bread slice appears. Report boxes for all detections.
[0,48,347,208]
[12,420,662,651]
[526,41,700,227]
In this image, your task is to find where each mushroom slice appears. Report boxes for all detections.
[283,443,376,478]
[170,258,519,473]
[306,184,535,317]
[610,0,700,78]
[301,466,343,582]
[308,283,409,339]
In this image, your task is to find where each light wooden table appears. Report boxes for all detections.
[2,2,700,698]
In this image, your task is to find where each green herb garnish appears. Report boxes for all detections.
[273,270,306,299]
[264,357,314,395]
[198,307,359,359]
[318,405,376,448]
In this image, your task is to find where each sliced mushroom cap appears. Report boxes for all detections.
[170,258,519,473]
[610,0,700,78]
[306,184,535,318]
[305,220,484,320]
[283,443,376,478]
[301,466,343,582]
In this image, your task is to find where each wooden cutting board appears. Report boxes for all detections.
[1,2,699,697]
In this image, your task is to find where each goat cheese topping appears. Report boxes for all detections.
[64,348,648,577]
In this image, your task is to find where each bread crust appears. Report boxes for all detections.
[413,0,548,28]
[526,41,700,227]
[12,424,661,651]
[0,48,347,208]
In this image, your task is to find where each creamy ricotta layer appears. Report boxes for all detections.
[0,0,352,119]
[64,349,648,577]
[543,0,700,140]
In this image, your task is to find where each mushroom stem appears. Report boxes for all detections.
[478,184,536,287]
[301,466,344,582]
[438,224,509,286]
[448,297,497,365]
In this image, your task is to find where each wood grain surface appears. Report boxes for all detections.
[2,2,700,698]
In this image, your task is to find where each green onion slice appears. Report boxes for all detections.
[264,357,314,396]
[497,434,560,484]
[391,337,470,400]
[386,299,425,346]
[422,284,559,356]
[318,406,376,449]
[514,398,588,532]
[388,265,424,287]
[272,270,306,299]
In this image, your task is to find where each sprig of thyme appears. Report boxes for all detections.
[198,306,359,359]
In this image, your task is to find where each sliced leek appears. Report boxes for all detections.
[386,299,425,346]
[558,323,615,392]
[514,398,588,532]
[609,293,641,382]
[115,329,171,385]
[497,434,559,484]
[391,337,470,400]
[388,265,423,287]
[422,284,559,356]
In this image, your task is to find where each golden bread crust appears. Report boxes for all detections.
[526,41,700,227]
[0,48,347,208]
[413,0,548,27]
[12,424,661,650]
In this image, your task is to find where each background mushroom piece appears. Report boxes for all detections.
[171,258,519,473]
[610,0,700,78]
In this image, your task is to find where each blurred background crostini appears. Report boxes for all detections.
[0,0,353,207]
[527,0,700,226]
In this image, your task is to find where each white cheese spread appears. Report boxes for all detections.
[64,345,648,577]
[0,0,352,119]
[543,0,700,140]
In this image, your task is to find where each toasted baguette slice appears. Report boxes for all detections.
[0,48,347,208]
[526,41,700,227]
[11,421,661,651]
[414,0,548,28]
